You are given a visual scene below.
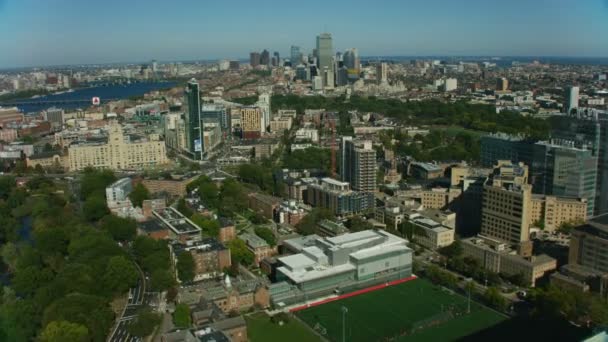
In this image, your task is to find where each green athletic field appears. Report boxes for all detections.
[295,279,507,342]
[246,312,321,342]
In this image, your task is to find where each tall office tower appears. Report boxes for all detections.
[260,49,270,66]
[565,86,580,114]
[272,52,280,66]
[537,140,597,217]
[151,60,158,73]
[496,77,509,91]
[250,52,261,67]
[316,33,334,86]
[323,67,335,89]
[295,65,308,81]
[256,93,271,133]
[184,79,203,160]
[343,48,360,71]
[290,46,302,66]
[340,137,376,192]
[569,216,608,273]
[481,161,533,251]
[376,63,388,85]
[552,109,608,215]
[336,66,348,86]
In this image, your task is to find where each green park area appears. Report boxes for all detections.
[296,279,507,342]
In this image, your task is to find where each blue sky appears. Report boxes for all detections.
[0,0,607,68]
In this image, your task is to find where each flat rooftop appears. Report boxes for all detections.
[153,207,202,235]
[278,230,410,284]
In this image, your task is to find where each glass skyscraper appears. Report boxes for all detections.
[184,78,203,160]
[290,45,301,66]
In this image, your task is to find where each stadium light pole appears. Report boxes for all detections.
[341,306,348,342]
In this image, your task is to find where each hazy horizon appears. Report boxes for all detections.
[1,0,608,69]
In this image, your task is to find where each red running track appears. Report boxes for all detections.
[289,275,418,312]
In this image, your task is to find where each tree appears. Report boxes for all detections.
[0,298,40,341]
[191,214,220,238]
[198,181,219,208]
[176,252,195,283]
[176,198,193,218]
[218,179,246,216]
[345,216,374,232]
[0,176,16,200]
[173,304,191,328]
[12,265,54,297]
[80,168,116,199]
[43,294,115,342]
[438,240,463,259]
[254,226,277,246]
[83,194,109,221]
[100,215,137,241]
[150,269,174,292]
[127,309,161,337]
[296,208,334,235]
[129,183,150,208]
[483,287,508,311]
[103,256,139,295]
[228,239,254,266]
[39,321,89,342]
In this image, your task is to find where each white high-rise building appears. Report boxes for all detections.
[565,86,579,114]
[256,93,271,133]
[323,67,335,90]
[444,78,458,92]
[313,76,324,91]
[377,63,388,85]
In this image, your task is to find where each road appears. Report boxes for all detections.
[107,263,147,342]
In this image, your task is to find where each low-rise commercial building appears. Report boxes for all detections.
[142,175,197,198]
[239,232,277,265]
[529,195,587,231]
[461,235,557,286]
[409,162,443,180]
[304,177,374,216]
[26,151,68,170]
[408,214,455,250]
[248,192,281,220]
[153,207,202,243]
[201,277,269,316]
[171,238,231,282]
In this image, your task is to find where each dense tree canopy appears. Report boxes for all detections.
[269,95,550,139]
[129,183,150,208]
[228,239,254,266]
[254,226,277,247]
[191,214,220,238]
[100,215,137,242]
[127,309,161,338]
[0,176,146,341]
[39,320,89,342]
[176,252,195,283]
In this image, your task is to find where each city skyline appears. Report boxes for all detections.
[1,0,608,68]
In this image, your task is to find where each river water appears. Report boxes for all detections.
[12,81,177,113]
